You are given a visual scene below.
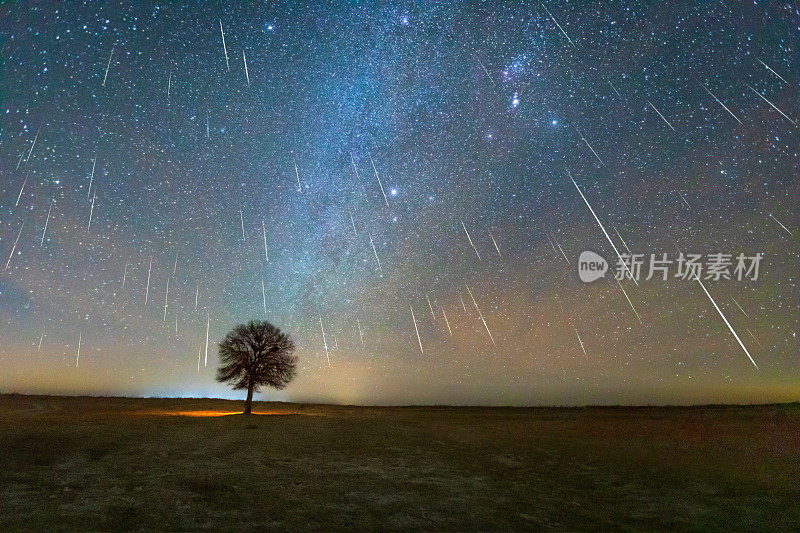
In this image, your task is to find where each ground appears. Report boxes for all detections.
[0,395,798,531]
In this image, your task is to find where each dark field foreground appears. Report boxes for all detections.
[1,395,798,531]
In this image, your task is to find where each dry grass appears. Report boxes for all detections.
[1,394,798,531]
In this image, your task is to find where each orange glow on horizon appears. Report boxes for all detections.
[135,409,300,417]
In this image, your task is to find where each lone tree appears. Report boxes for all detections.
[216,320,297,414]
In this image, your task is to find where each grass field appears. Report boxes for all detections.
[1,394,798,531]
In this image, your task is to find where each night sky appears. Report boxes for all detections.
[0,2,797,405]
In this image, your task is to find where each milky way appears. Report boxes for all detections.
[0,2,797,405]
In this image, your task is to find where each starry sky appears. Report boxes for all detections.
[0,1,797,405]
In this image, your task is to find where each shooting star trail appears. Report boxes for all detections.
[757,58,788,84]
[745,327,763,348]
[348,210,357,236]
[197,345,201,373]
[552,234,570,265]
[745,83,796,125]
[574,125,603,165]
[15,172,28,206]
[369,152,389,207]
[678,191,691,208]
[144,257,152,305]
[700,83,743,125]
[459,293,468,313]
[167,68,171,99]
[489,231,502,257]
[410,305,424,354]
[569,171,638,285]
[647,100,676,131]
[615,277,642,324]
[608,80,621,97]
[357,317,364,347]
[731,297,748,318]
[87,191,96,231]
[172,250,178,276]
[243,49,250,87]
[540,2,575,46]
[426,294,436,321]
[575,329,587,357]
[239,208,245,240]
[204,313,210,367]
[442,307,453,336]
[102,46,114,86]
[461,219,481,260]
[465,284,497,347]
[4,221,24,272]
[368,232,382,275]
[25,125,40,163]
[261,220,269,261]
[76,332,81,367]
[693,273,758,369]
[219,19,229,71]
[769,213,794,236]
[261,279,267,316]
[163,278,169,322]
[611,223,632,254]
[38,329,44,352]
[475,55,496,86]
[294,157,302,192]
[195,284,199,310]
[40,198,53,246]
[319,315,331,366]
[122,262,128,287]
[88,155,96,198]
[206,111,210,140]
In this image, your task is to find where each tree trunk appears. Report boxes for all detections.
[244,382,254,415]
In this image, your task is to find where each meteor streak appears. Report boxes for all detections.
[540,2,575,47]
[369,152,389,207]
[461,219,481,260]
[745,83,796,125]
[426,294,436,321]
[700,83,743,125]
[465,284,496,347]
[647,100,676,131]
[319,315,331,366]
[87,191,96,231]
[368,232,382,275]
[569,171,638,285]
[76,332,81,367]
[102,47,114,86]
[144,257,153,305]
[489,231,501,257]
[219,19,229,71]
[757,58,788,84]
[575,329,587,357]
[41,199,53,246]
[4,221,24,272]
[410,305,424,354]
[26,125,40,163]
[88,155,96,198]
[204,313,210,367]
[769,213,794,236]
[262,220,269,261]
[731,297,748,318]
[441,307,453,336]
[15,173,28,206]
[163,278,170,322]
[357,317,364,347]
[294,157,302,192]
[574,125,603,165]
[243,49,250,87]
